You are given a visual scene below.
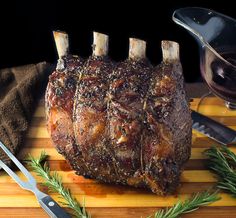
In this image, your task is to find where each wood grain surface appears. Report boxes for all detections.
[0,97,236,217]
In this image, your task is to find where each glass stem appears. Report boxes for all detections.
[196,90,212,112]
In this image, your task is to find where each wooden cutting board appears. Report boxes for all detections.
[0,97,236,218]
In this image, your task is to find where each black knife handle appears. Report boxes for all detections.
[39,195,71,218]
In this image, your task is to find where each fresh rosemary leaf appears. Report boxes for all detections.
[205,146,236,197]
[152,190,220,218]
[27,151,90,218]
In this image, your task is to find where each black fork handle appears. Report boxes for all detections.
[39,195,71,218]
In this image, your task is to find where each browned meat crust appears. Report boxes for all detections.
[46,54,191,195]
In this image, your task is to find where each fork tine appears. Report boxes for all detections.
[0,160,28,189]
[0,141,36,185]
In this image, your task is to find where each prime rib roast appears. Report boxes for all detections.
[45,31,192,195]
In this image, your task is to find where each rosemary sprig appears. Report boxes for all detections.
[27,151,90,218]
[151,190,220,218]
[205,146,236,197]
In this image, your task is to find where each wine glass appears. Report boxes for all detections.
[173,7,236,110]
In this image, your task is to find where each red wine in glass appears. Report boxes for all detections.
[173,7,236,109]
[200,47,236,109]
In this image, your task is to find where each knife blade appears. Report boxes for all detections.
[191,110,236,145]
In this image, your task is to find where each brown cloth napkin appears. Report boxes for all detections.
[0,62,53,165]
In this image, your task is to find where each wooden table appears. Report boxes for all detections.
[0,96,236,217]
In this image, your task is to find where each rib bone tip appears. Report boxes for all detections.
[53,30,69,58]
[129,38,146,60]
[161,40,180,63]
[93,32,109,56]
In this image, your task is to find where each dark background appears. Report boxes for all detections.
[0,1,234,82]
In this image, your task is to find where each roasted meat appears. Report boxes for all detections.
[45,31,87,174]
[45,31,192,195]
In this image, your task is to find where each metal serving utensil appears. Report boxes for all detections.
[192,110,236,145]
[0,141,71,218]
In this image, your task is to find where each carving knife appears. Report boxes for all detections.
[191,110,236,145]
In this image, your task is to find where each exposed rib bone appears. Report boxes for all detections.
[53,31,69,59]
[93,32,109,56]
[129,38,146,60]
[161,40,179,63]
